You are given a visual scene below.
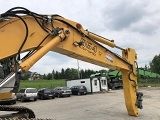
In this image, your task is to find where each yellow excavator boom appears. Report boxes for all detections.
[0,7,143,119]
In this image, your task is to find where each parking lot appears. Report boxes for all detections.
[1,87,160,120]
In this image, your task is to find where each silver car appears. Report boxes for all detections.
[16,88,38,102]
[54,87,71,98]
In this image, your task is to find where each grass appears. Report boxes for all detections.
[19,79,160,91]
[138,83,160,87]
[19,79,66,90]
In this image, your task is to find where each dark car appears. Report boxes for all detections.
[71,85,87,95]
[54,87,71,98]
[37,88,55,100]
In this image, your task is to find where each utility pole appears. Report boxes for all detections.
[77,60,80,78]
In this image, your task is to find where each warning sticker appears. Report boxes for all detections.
[106,54,113,62]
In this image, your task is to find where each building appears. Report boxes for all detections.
[29,72,40,80]
[66,76,108,93]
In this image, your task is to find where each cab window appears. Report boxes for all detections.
[19,89,25,93]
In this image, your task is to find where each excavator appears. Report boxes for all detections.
[0,7,143,119]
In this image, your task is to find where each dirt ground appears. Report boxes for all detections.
[1,87,160,120]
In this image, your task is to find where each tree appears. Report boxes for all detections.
[47,73,52,80]
[54,71,60,79]
[70,68,78,79]
[150,54,160,74]
[21,71,31,80]
[52,69,55,79]
[65,68,71,79]
[42,74,47,80]
[64,68,78,79]
[60,68,65,79]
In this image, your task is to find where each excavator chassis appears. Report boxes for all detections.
[0,105,35,119]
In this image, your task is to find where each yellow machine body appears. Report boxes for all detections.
[0,7,142,118]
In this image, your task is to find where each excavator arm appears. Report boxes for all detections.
[0,7,143,119]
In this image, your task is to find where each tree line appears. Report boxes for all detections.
[1,53,159,80]
[21,68,107,80]
[43,68,101,80]
[40,53,160,80]
[149,53,160,74]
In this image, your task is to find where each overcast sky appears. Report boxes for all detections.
[0,0,159,74]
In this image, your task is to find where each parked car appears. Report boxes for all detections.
[37,88,55,100]
[71,85,87,95]
[54,87,71,98]
[16,88,38,102]
[0,93,17,105]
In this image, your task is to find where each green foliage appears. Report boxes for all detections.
[19,79,66,90]
[60,68,65,79]
[48,68,98,80]
[47,73,52,80]
[42,74,47,79]
[20,71,32,80]
[150,54,160,74]
[65,68,78,79]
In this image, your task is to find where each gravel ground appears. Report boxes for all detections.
[1,87,160,120]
